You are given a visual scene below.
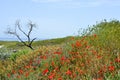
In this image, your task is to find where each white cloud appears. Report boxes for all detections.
[32,0,72,3]
[104,0,120,6]
[72,0,120,8]
[65,1,104,8]
[31,0,120,7]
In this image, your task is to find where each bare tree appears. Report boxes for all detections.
[6,20,36,50]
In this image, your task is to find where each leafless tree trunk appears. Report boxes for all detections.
[6,20,36,50]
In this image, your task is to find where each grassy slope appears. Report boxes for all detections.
[0,36,73,50]
[1,20,120,80]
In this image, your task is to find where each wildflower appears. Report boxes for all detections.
[25,65,31,69]
[54,67,59,72]
[73,73,77,78]
[25,72,29,77]
[33,66,37,69]
[98,69,103,75]
[40,55,47,59]
[48,75,53,80]
[75,41,81,47]
[93,77,103,80]
[43,68,49,75]
[97,55,102,59]
[80,63,85,67]
[17,75,20,78]
[48,73,55,80]
[37,60,41,64]
[71,37,74,40]
[7,73,11,78]
[66,69,72,75]
[108,66,115,72]
[29,60,33,64]
[86,46,90,49]
[92,50,97,55]
[19,69,24,74]
[102,65,107,72]
[45,63,49,67]
[12,70,16,74]
[54,51,62,55]
[61,56,66,60]
[93,34,97,38]
[79,69,84,75]
[51,61,55,66]
[110,62,113,65]
[45,51,49,54]
[115,58,120,63]
[84,41,87,44]
[71,44,75,48]
[43,55,47,59]
[58,77,62,80]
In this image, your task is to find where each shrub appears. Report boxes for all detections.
[81,19,120,52]
[0,47,12,60]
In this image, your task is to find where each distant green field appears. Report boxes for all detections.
[0,36,73,50]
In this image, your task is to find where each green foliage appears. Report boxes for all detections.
[0,37,71,50]
[81,19,120,52]
[33,37,70,47]
[9,50,30,61]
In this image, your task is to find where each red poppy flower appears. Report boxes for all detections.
[25,72,29,77]
[48,73,55,80]
[66,70,72,75]
[54,51,62,55]
[7,73,11,78]
[61,56,66,60]
[43,69,49,75]
[19,69,24,74]
[115,58,120,63]
[93,34,97,38]
[12,70,16,74]
[58,77,62,80]
[75,41,81,47]
[108,66,115,72]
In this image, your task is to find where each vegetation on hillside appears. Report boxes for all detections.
[0,19,120,80]
[85,19,120,51]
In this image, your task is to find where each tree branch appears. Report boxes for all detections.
[16,34,28,46]
[16,21,28,37]
[6,20,37,50]
[30,38,36,46]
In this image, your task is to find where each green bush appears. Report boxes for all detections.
[81,19,120,52]
[0,47,12,60]
[9,50,29,61]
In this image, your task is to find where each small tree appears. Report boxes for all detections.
[6,20,36,50]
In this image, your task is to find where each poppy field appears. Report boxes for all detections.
[0,20,120,80]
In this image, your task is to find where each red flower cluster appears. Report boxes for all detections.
[43,69,49,75]
[115,58,120,63]
[54,51,62,55]
[75,41,81,47]
[108,66,115,72]
[66,69,72,75]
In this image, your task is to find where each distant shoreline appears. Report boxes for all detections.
[0,38,47,41]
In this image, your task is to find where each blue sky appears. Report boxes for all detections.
[0,0,120,40]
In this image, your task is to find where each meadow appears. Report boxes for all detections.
[0,20,120,80]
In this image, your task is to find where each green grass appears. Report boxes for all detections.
[0,36,73,50]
